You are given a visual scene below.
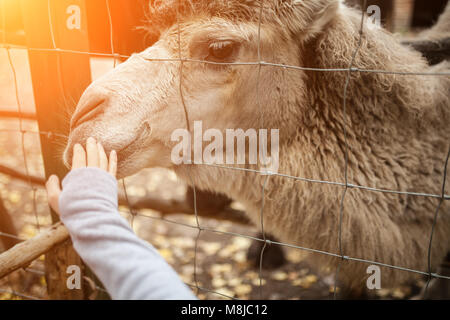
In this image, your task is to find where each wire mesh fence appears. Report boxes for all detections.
[0,0,449,300]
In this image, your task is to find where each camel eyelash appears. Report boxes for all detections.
[204,40,240,64]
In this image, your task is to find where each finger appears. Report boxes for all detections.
[72,144,86,169]
[97,142,108,171]
[45,175,61,214]
[108,150,117,177]
[86,137,99,168]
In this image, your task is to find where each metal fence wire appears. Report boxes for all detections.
[0,0,449,300]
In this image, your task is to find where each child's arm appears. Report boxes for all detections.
[46,139,197,300]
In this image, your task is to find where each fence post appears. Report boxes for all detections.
[0,198,20,251]
[19,0,91,299]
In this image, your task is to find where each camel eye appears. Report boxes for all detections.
[207,41,238,63]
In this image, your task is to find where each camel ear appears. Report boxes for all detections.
[281,0,340,39]
[304,1,340,36]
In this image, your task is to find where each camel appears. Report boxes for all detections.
[64,0,450,295]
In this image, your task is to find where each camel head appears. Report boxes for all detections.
[64,0,340,178]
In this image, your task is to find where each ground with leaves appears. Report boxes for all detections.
[0,118,425,300]
[0,52,425,300]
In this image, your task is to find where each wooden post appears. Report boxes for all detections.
[85,0,149,56]
[0,198,20,251]
[19,0,91,299]
[392,0,414,32]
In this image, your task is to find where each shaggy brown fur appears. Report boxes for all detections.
[144,0,342,42]
[66,0,450,294]
[170,0,450,290]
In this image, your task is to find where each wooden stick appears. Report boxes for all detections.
[20,0,92,299]
[0,110,37,121]
[120,194,250,225]
[0,223,69,279]
[0,163,250,225]
[0,164,45,186]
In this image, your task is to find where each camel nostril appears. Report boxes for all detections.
[70,97,106,130]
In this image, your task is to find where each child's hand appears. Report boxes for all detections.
[46,137,117,214]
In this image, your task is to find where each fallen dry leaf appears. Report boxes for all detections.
[8,191,21,204]
[272,271,288,281]
[234,284,252,296]
[212,278,227,288]
[210,264,233,274]
[227,278,242,287]
[251,278,267,286]
[215,287,235,298]
[293,275,317,289]
[201,242,221,255]
[158,248,174,263]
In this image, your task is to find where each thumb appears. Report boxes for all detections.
[46,175,62,215]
